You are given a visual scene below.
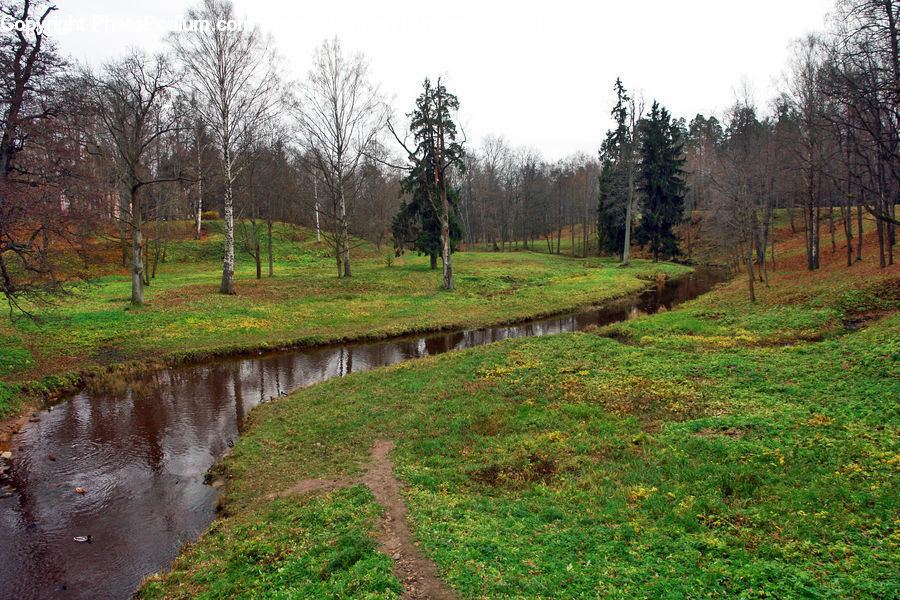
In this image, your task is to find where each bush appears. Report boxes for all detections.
[201,210,220,221]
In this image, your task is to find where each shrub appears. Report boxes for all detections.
[201,210,220,221]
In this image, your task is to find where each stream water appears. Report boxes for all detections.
[0,268,727,600]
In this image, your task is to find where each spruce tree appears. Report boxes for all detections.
[597,78,638,263]
[392,167,462,269]
[596,161,626,256]
[396,78,465,289]
[634,101,687,262]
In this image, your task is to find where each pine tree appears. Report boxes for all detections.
[597,78,639,263]
[634,101,687,262]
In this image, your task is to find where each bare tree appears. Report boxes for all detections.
[0,0,99,316]
[188,92,215,240]
[296,37,386,278]
[236,127,295,278]
[84,51,180,305]
[171,0,280,294]
[714,97,779,301]
[785,36,830,270]
[822,0,900,267]
[351,152,401,251]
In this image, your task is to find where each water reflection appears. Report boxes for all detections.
[0,269,726,600]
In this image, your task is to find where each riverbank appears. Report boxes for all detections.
[140,229,898,599]
[0,222,689,426]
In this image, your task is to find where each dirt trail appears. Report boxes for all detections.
[273,440,457,600]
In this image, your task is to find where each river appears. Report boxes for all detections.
[0,268,727,599]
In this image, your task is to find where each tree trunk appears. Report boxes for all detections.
[813,205,820,269]
[804,194,820,270]
[252,218,261,280]
[314,175,321,242]
[856,202,864,262]
[829,204,836,253]
[770,224,776,272]
[622,162,634,266]
[151,206,162,279]
[339,184,351,277]
[130,188,144,305]
[570,215,575,257]
[221,147,236,295]
[195,136,203,239]
[143,225,151,286]
[841,196,853,268]
[120,203,128,268]
[888,198,895,266]
[267,219,273,277]
[441,188,453,290]
[746,244,756,303]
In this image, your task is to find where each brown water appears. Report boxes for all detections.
[0,269,727,600]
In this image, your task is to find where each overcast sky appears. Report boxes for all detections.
[49,0,834,160]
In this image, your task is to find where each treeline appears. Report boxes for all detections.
[595,0,899,303]
[403,0,900,289]
[0,0,409,312]
[1,0,898,315]
[457,142,600,257]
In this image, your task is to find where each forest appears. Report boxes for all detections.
[0,0,896,313]
[0,0,897,599]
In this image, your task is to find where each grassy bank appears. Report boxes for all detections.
[140,228,899,599]
[0,222,688,419]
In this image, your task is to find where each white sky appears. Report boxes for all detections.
[49,0,834,160]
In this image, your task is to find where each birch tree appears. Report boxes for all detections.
[296,38,386,278]
[171,0,280,294]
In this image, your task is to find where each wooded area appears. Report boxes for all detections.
[1,0,897,314]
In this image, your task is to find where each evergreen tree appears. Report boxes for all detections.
[395,78,466,289]
[596,78,639,263]
[392,167,462,269]
[596,161,626,256]
[634,101,687,262]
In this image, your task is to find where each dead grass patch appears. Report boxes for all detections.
[694,427,748,439]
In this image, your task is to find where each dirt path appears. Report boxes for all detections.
[272,440,457,600]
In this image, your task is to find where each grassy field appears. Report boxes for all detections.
[0,222,688,419]
[139,226,899,600]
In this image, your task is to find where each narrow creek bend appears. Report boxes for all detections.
[0,268,727,600]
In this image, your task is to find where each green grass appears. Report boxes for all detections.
[138,237,900,598]
[0,221,688,418]
[140,486,400,600]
